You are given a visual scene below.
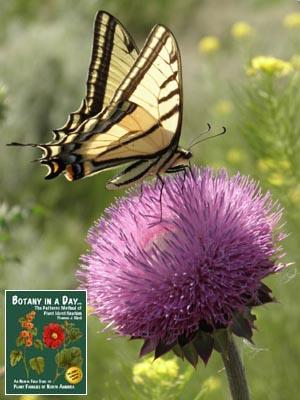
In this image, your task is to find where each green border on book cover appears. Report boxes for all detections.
[5,290,87,395]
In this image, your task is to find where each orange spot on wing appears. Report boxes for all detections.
[65,165,74,181]
[53,162,59,173]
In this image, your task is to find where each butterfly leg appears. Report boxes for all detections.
[180,161,195,190]
[139,182,144,200]
[187,161,194,177]
[181,166,188,191]
[155,174,165,223]
[167,164,190,193]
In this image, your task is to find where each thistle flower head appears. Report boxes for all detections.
[78,167,287,365]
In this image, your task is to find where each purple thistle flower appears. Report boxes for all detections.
[77,167,287,365]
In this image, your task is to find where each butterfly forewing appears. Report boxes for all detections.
[54,11,139,139]
[109,25,182,139]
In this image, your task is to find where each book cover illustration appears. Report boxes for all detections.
[5,290,87,395]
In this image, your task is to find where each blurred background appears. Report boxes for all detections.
[1,0,300,398]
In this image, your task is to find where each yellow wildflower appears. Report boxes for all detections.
[198,36,220,54]
[283,12,300,29]
[213,99,233,115]
[231,21,255,39]
[202,377,221,393]
[288,186,300,204]
[194,376,222,398]
[248,56,293,77]
[290,54,300,70]
[278,160,291,171]
[132,357,180,387]
[267,172,286,187]
[226,148,244,164]
[260,162,290,187]
[20,396,41,400]
[257,158,290,173]
[257,158,273,173]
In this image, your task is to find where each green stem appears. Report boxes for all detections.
[215,331,250,400]
[22,346,30,379]
[53,365,64,383]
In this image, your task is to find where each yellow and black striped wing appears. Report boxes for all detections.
[109,24,182,143]
[9,15,184,186]
[61,24,183,181]
[53,11,139,139]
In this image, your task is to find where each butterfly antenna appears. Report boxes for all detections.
[188,123,211,148]
[7,142,38,147]
[189,125,226,150]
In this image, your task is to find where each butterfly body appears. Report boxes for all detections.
[9,11,191,189]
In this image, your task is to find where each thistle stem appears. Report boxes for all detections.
[216,331,250,400]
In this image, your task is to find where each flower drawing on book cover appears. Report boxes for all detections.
[10,311,83,383]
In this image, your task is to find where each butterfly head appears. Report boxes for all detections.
[165,147,192,174]
[175,147,192,164]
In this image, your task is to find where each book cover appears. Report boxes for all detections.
[5,290,87,395]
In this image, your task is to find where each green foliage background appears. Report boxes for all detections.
[1,0,299,399]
